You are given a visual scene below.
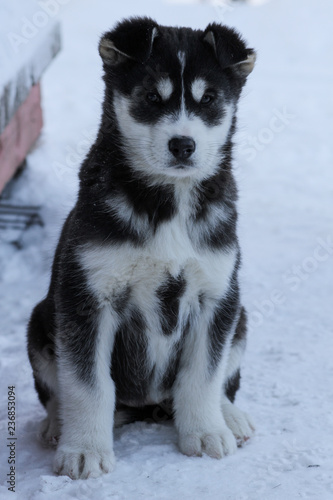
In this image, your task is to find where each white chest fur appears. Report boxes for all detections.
[78,215,237,307]
[78,215,237,403]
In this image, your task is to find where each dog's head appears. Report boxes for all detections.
[99,17,255,182]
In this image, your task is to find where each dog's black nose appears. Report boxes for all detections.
[168,136,196,160]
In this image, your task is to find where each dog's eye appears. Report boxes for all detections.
[146,92,161,104]
[201,92,215,105]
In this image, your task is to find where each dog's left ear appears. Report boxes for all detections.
[203,23,256,78]
[99,17,159,66]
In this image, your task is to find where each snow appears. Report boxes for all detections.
[0,0,333,498]
[0,0,61,134]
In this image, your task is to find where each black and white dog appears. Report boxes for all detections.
[27,17,256,479]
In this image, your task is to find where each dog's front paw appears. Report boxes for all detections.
[179,425,237,459]
[222,403,255,445]
[54,445,115,479]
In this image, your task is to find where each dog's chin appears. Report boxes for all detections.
[162,163,198,179]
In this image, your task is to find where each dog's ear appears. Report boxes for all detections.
[203,23,256,78]
[99,17,159,66]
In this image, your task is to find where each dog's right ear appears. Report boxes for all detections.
[99,17,159,66]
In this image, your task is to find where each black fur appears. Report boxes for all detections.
[207,259,241,373]
[27,299,56,407]
[157,272,187,336]
[161,320,189,392]
[56,248,100,385]
[116,400,173,425]
[225,369,241,403]
[111,307,152,404]
[232,306,247,345]
[34,378,52,407]
[79,142,177,239]
[161,340,183,390]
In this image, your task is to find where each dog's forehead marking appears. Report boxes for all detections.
[177,51,186,75]
[157,77,174,101]
[191,78,207,103]
[177,50,186,114]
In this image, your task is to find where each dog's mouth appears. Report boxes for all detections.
[163,162,198,178]
[168,159,195,170]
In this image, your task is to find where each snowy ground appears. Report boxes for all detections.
[1,0,333,498]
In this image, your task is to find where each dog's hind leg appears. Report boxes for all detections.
[223,306,247,403]
[27,299,61,447]
[38,394,60,447]
[222,307,255,444]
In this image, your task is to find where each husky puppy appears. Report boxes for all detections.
[27,17,256,479]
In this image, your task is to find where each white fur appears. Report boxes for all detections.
[106,180,230,254]
[32,346,61,448]
[225,339,246,380]
[114,91,234,182]
[79,215,237,306]
[105,193,149,237]
[173,312,237,458]
[38,398,60,447]
[54,307,117,479]
[222,399,255,444]
[157,77,174,101]
[191,78,207,103]
[178,50,186,113]
[178,51,186,73]
[220,338,255,444]
[33,347,58,394]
